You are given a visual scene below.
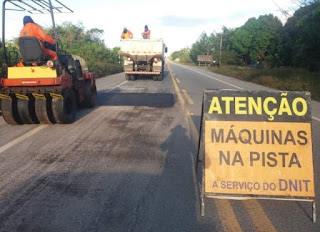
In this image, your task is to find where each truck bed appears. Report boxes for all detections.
[120,39,165,59]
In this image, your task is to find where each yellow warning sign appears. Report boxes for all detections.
[205,121,314,197]
[200,90,315,199]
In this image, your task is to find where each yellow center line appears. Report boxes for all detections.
[243,200,277,232]
[175,78,180,83]
[182,89,194,105]
[168,65,201,219]
[214,199,243,232]
[168,64,242,230]
[168,67,199,148]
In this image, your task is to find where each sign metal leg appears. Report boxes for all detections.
[201,194,205,217]
[313,201,316,223]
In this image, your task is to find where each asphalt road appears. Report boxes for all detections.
[168,61,320,232]
[0,62,319,231]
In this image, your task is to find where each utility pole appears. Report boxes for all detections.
[219,34,222,66]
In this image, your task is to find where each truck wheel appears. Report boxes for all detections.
[84,86,97,108]
[130,75,136,81]
[152,76,158,81]
[35,96,56,124]
[125,74,130,80]
[160,66,164,81]
[1,96,23,125]
[52,88,76,124]
[17,97,39,124]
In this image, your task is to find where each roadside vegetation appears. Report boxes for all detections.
[170,0,320,100]
[0,22,122,78]
[209,66,320,100]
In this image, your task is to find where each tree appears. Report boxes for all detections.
[278,1,320,70]
[273,0,318,19]
[0,40,4,78]
[228,14,282,65]
[188,28,240,65]
[171,48,192,63]
[46,22,122,77]
[85,28,105,44]
[0,40,4,67]
[214,27,245,65]
[190,32,216,62]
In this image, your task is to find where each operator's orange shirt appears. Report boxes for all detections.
[20,23,56,44]
[20,23,57,60]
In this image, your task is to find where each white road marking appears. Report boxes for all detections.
[103,81,128,92]
[173,63,244,90]
[313,117,320,122]
[0,125,48,154]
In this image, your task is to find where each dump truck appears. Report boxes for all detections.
[0,0,97,125]
[120,38,167,81]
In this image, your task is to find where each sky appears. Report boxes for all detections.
[2,0,297,54]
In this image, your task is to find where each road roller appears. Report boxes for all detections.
[0,0,97,124]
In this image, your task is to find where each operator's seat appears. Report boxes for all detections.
[19,36,47,65]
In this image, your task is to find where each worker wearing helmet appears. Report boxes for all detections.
[20,16,57,61]
[141,25,150,39]
[121,27,133,39]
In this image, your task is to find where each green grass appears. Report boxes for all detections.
[208,65,320,101]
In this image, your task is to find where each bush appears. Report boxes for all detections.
[89,61,123,78]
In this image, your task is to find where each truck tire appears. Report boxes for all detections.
[52,88,76,124]
[152,76,158,81]
[17,97,39,124]
[1,96,23,125]
[158,64,164,81]
[35,96,56,124]
[161,65,164,80]
[130,75,136,81]
[125,74,130,80]
[84,85,97,108]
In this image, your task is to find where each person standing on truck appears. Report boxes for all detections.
[141,25,150,39]
[121,27,133,39]
[20,16,57,61]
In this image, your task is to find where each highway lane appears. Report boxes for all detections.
[0,70,220,231]
[168,61,320,231]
